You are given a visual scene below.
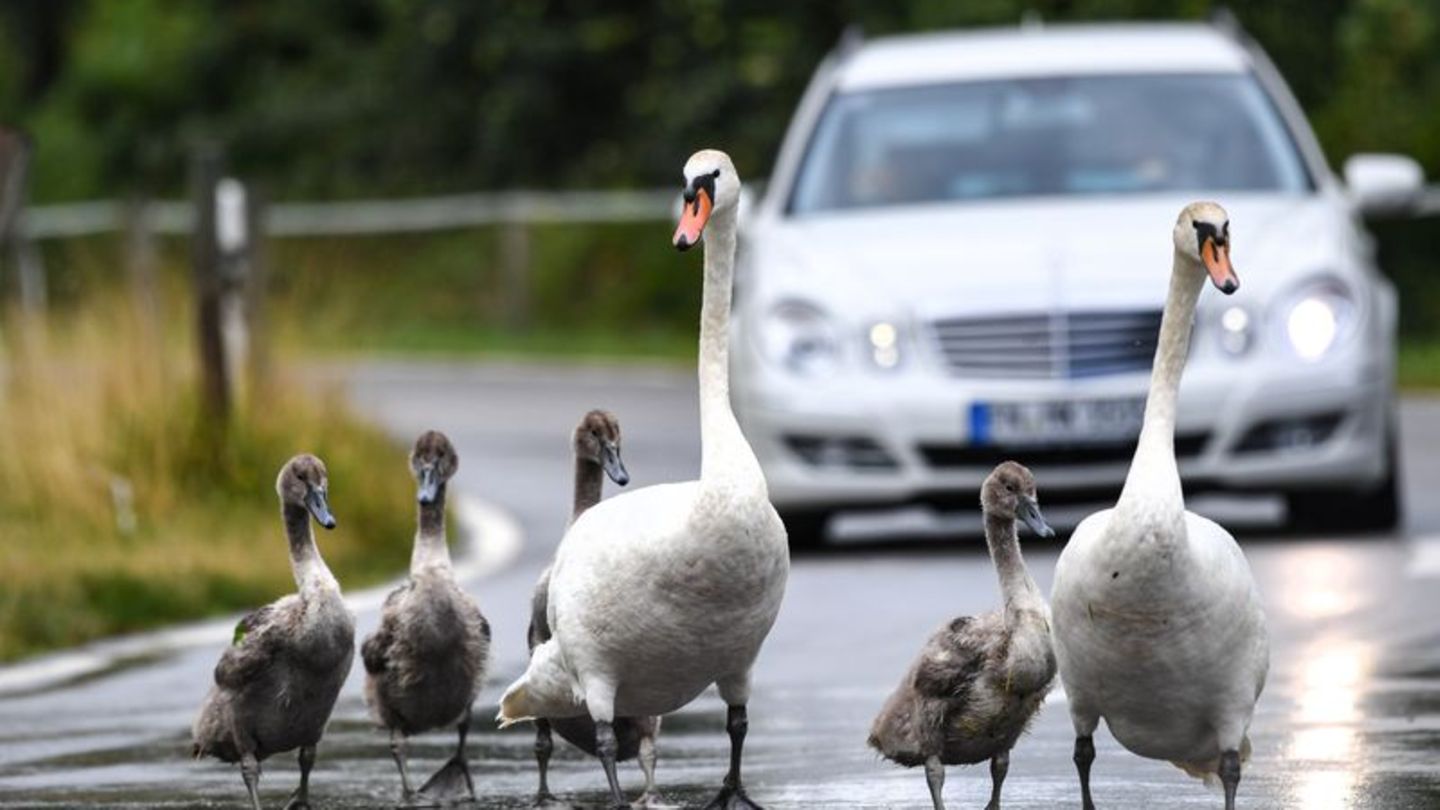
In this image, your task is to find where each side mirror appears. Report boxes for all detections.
[1344,153,1424,216]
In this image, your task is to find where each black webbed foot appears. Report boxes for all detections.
[702,785,764,810]
[416,755,473,803]
[531,791,581,810]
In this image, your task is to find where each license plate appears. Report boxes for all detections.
[969,398,1145,446]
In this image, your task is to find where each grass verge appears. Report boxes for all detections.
[36,225,702,363]
[0,302,414,663]
[1400,339,1440,391]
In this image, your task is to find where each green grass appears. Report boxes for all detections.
[0,301,416,663]
[264,223,701,361]
[1400,339,1440,390]
[37,223,702,363]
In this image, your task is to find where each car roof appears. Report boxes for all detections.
[836,23,1252,91]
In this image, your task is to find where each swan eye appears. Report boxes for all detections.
[712,169,721,178]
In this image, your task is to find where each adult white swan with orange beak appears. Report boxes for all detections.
[499,149,790,810]
[1050,202,1269,810]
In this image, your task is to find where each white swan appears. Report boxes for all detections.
[1050,202,1269,810]
[527,410,667,809]
[499,149,790,810]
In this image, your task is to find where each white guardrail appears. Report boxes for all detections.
[1419,186,1440,217]
[22,185,1440,240]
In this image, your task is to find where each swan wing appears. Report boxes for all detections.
[912,616,989,702]
[1049,508,1114,629]
[553,482,698,560]
[498,637,585,725]
[527,565,553,652]
[1184,511,1270,699]
[360,584,408,675]
[546,481,699,633]
[868,614,995,764]
[214,599,289,689]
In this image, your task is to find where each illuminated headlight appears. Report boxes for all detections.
[1217,305,1255,356]
[1283,280,1356,361]
[868,321,901,369]
[759,300,841,376]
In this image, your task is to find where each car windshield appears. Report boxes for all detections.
[788,73,1310,214]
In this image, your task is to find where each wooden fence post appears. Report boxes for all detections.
[215,176,250,408]
[499,215,531,332]
[124,196,159,345]
[243,186,270,393]
[0,129,44,317]
[190,146,229,421]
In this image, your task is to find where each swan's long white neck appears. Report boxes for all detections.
[697,207,764,494]
[1117,249,1203,521]
[284,503,340,595]
[412,483,453,573]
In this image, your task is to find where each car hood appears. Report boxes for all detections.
[750,192,1347,320]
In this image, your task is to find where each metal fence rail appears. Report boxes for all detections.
[25,185,1440,241]
[26,189,680,240]
[1420,187,1440,217]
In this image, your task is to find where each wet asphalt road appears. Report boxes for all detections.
[2,360,1439,809]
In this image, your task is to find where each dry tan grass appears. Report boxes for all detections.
[0,292,413,661]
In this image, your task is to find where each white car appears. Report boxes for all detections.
[731,22,1427,545]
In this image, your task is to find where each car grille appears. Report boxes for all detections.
[918,433,1211,469]
[930,310,1163,379]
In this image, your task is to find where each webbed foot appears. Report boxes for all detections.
[532,791,581,810]
[702,785,764,810]
[633,790,676,809]
[417,755,474,803]
[400,791,442,809]
[281,789,311,810]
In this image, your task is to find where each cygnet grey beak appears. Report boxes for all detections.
[1017,495,1054,538]
[600,442,629,487]
[306,488,337,530]
[416,466,441,505]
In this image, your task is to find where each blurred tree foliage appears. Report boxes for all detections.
[2,0,1437,345]
[0,0,1437,202]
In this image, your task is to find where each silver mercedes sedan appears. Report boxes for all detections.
[731,22,1426,545]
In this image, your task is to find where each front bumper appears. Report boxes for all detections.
[736,352,1392,513]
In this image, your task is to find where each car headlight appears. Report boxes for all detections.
[867,321,902,370]
[1216,305,1255,357]
[759,300,841,376]
[1282,279,1357,361]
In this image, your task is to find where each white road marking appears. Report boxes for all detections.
[0,492,522,696]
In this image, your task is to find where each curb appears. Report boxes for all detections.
[0,492,521,697]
